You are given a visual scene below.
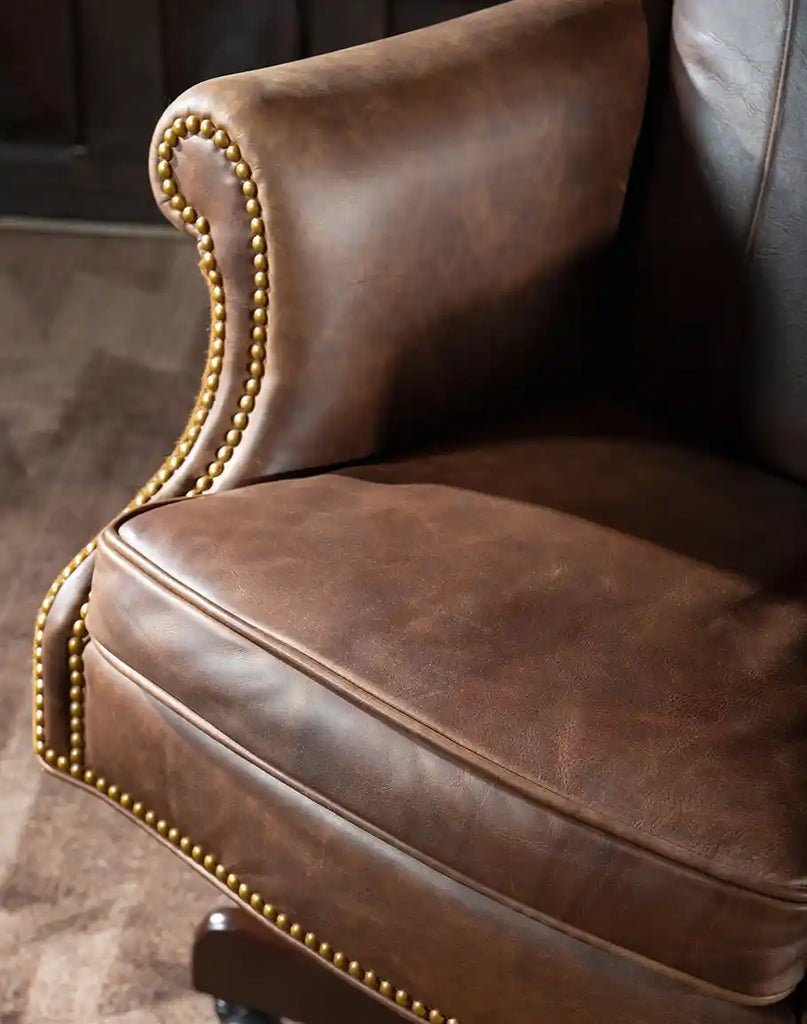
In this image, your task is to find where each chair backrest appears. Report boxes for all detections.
[628,0,807,483]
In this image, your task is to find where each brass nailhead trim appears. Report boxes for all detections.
[31,112,453,1024]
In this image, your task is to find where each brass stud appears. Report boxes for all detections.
[232,412,249,430]
[254,270,268,289]
[195,476,213,492]
[207,269,221,285]
[70,763,82,777]
[412,1001,427,1018]
[56,756,68,772]
[253,287,268,307]
[198,234,213,252]
[226,429,242,447]
[35,693,44,707]
[239,395,255,413]
[235,161,251,181]
[225,144,241,162]
[395,991,410,1008]
[179,836,191,853]
[429,1012,445,1023]
[289,923,304,940]
[213,303,226,321]
[120,793,132,809]
[253,252,268,271]
[35,710,44,724]
[95,777,107,793]
[242,179,257,198]
[203,854,216,871]
[195,215,209,233]
[250,893,263,911]
[332,951,347,970]
[162,179,177,197]
[69,701,82,717]
[193,407,208,424]
[319,942,332,959]
[181,205,196,224]
[201,252,216,271]
[157,160,172,179]
[263,904,276,921]
[238,883,250,899]
[185,115,200,134]
[348,961,362,979]
[163,128,178,146]
[447,1018,460,1024]
[34,725,44,739]
[208,461,225,478]
[276,913,290,931]
[215,864,227,881]
[364,971,378,989]
[144,809,156,826]
[70,749,82,765]
[252,325,266,343]
[69,733,82,748]
[252,307,267,325]
[211,285,224,302]
[157,141,173,160]
[252,235,266,253]
[245,198,261,217]
[245,378,260,397]
[170,193,185,211]
[67,637,81,653]
[217,445,234,463]
[44,749,56,765]
[212,321,225,339]
[172,117,187,137]
[200,119,215,138]
[213,128,230,149]
[304,932,318,949]
[107,785,119,801]
[226,874,239,891]
[156,820,168,836]
[200,390,215,409]
[132,801,144,818]
[83,768,95,784]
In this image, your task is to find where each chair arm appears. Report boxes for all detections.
[149,0,649,493]
[33,0,648,773]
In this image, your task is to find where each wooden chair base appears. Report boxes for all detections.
[193,907,406,1024]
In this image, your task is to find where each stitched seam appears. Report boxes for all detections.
[88,635,800,1009]
[745,0,798,257]
[102,524,807,910]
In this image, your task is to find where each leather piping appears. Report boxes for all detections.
[90,633,798,1009]
[104,519,807,910]
[745,0,798,256]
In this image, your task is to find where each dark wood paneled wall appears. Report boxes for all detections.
[0,0,502,223]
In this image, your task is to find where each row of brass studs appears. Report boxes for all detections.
[33,541,96,761]
[34,114,458,1024]
[43,745,455,1024]
[157,115,268,497]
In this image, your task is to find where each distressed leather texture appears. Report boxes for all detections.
[88,400,807,1007]
[40,0,807,1022]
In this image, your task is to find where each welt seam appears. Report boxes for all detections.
[101,527,807,909]
[87,636,795,1010]
[746,0,797,256]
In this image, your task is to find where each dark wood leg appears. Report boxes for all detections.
[193,907,406,1024]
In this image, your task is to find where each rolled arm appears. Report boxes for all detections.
[150,0,649,490]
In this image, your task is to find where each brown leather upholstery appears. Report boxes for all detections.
[86,400,807,1009]
[33,0,807,1022]
[631,0,807,482]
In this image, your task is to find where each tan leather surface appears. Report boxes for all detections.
[149,0,648,484]
[82,641,796,1024]
[88,400,807,1002]
[631,0,807,482]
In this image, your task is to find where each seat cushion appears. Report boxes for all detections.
[87,399,807,1005]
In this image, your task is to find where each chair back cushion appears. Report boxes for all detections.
[630,0,807,482]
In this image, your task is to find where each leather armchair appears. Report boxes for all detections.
[32,1,807,1022]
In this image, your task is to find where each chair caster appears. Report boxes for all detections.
[214,998,282,1024]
